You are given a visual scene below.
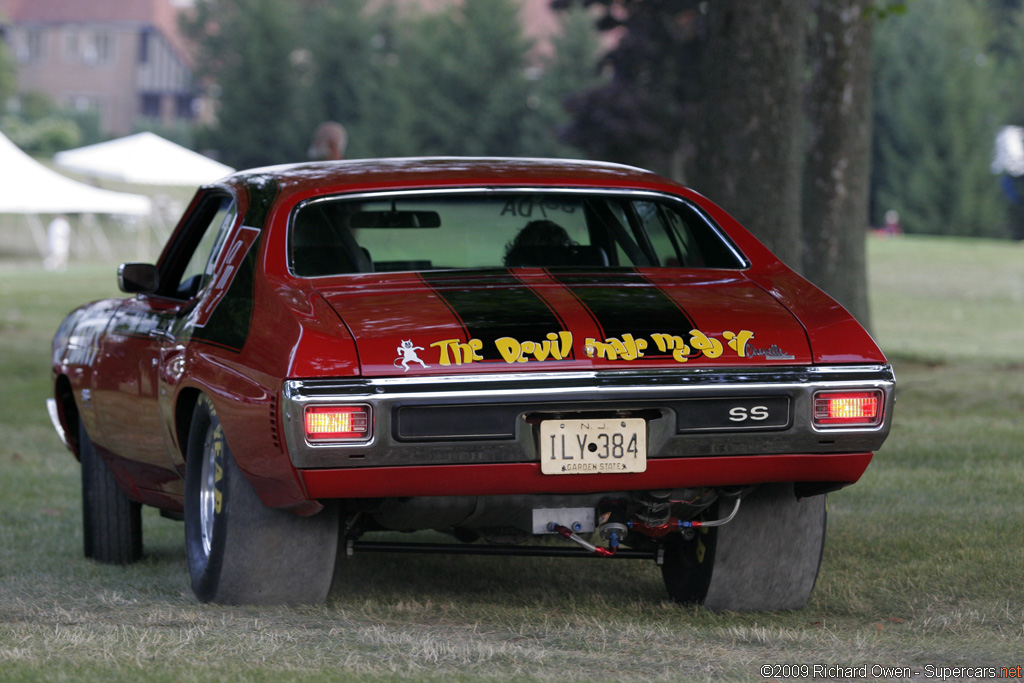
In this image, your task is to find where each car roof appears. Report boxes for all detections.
[220,157,687,198]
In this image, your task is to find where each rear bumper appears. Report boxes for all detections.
[300,451,874,499]
[282,364,895,475]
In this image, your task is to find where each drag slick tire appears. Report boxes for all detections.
[661,483,826,611]
[79,419,143,564]
[184,395,339,605]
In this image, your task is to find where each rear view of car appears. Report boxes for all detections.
[49,158,894,609]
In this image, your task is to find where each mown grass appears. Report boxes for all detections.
[1,235,1022,681]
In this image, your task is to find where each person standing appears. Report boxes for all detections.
[45,214,71,271]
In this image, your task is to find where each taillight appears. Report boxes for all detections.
[813,390,883,428]
[304,405,370,442]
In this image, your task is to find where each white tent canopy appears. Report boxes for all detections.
[0,130,152,216]
[55,132,234,186]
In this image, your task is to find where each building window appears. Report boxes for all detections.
[93,31,114,65]
[138,28,151,64]
[63,29,78,63]
[15,29,45,64]
[176,95,195,120]
[80,30,114,66]
[140,92,162,118]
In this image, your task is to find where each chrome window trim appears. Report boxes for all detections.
[286,186,751,277]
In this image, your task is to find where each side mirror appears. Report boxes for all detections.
[118,263,159,294]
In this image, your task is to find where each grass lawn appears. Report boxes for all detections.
[0,235,1022,681]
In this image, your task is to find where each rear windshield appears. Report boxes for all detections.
[289,191,747,276]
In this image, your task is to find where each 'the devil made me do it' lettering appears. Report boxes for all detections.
[428,330,758,366]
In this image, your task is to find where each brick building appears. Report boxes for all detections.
[0,0,200,137]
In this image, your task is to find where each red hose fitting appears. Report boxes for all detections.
[549,523,618,557]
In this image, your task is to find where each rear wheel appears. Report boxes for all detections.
[184,395,339,605]
[661,484,826,611]
[79,420,142,564]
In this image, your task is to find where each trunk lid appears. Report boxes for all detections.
[312,269,812,377]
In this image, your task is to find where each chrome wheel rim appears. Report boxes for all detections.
[198,427,218,558]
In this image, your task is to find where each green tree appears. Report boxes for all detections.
[518,6,603,158]
[185,0,313,168]
[297,0,376,154]
[387,0,537,156]
[872,0,1009,237]
[558,0,705,179]
[1,91,90,155]
[558,0,875,326]
[185,0,587,163]
[0,38,15,108]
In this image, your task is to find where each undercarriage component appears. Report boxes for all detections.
[629,497,743,539]
[346,538,656,560]
[548,522,619,557]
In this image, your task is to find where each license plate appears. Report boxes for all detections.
[540,418,647,475]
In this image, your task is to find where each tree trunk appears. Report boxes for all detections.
[802,1,874,328]
[696,0,807,268]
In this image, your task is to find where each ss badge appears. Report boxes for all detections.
[728,405,770,422]
[676,396,791,432]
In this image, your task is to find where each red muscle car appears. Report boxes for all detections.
[48,157,894,609]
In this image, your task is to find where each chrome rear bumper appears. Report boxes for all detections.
[281,365,896,469]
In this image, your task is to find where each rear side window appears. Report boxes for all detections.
[289,191,747,276]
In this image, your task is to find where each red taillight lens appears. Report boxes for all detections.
[304,405,370,441]
[813,390,883,428]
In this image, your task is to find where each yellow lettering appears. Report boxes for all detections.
[585,337,617,360]
[723,330,755,357]
[495,337,521,364]
[430,339,461,366]
[545,333,560,360]
[583,334,646,361]
[463,338,484,363]
[651,333,690,363]
[558,331,572,359]
[497,332,572,363]
[617,333,647,361]
[689,330,724,358]
[651,333,684,353]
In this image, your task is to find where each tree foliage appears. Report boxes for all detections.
[872,0,1010,237]
[558,0,704,180]
[186,0,313,168]
[555,0,875,325]
[184,0,600,168]
[0,37,15,108]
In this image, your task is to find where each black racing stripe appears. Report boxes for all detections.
[550,272,696,342]
[419,270,566,361]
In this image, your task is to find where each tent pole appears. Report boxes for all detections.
[27,214,48,258]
